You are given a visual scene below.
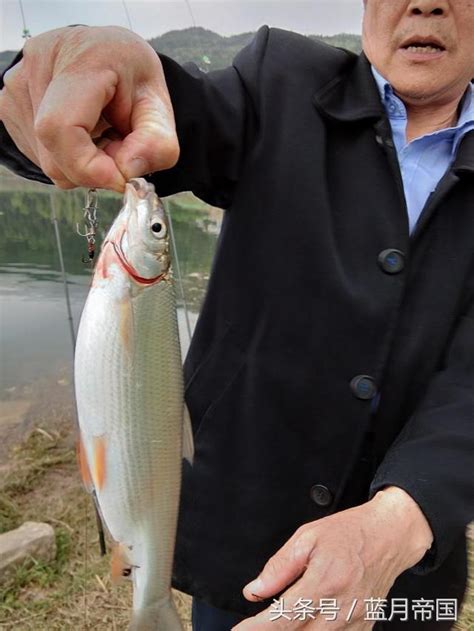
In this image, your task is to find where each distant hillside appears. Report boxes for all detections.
[0,50,17,75]
[150,28,361,72]
[148,28,257,71]
[0,28,361,75]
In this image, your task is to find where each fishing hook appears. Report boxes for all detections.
[77,188,99,264]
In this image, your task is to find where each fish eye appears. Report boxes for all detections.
[150,219,167,238]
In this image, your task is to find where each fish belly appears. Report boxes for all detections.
[75,268,184,620]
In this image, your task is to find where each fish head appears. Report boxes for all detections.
[112,178,171,282]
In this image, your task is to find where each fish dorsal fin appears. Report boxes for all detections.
[182,404,194,465]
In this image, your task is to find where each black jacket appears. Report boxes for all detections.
[1,26,473,625]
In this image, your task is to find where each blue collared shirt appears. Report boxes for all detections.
[371,67,474,235]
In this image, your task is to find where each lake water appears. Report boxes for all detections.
[0,172,221,395]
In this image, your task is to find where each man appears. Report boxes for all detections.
[0,1,473,629]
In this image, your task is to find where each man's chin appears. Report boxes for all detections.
[388,73,447,105]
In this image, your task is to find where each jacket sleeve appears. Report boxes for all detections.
[369,294,474,574]
[0,26,270,208]
[0,51,53,185]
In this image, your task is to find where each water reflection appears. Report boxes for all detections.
[0,172,222,393]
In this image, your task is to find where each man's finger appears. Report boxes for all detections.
[35,142,76,188]
[232,610,291,631]
[243,528,315,601]
[0,65,40,167]
[234,583,312,631]
[34,71,126,191]
[114,83,180,180]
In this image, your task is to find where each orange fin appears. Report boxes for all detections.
[92,435,107,491]
[111,543,133,584]
[76,434,93,492]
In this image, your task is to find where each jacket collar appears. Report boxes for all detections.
[453,130,474,175]
[313,52,385,123]
[313,51,474,176]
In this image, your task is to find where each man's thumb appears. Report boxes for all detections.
[115,91,180,179]
[243,546,308,602]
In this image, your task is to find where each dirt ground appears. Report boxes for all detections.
[0,369,472,630]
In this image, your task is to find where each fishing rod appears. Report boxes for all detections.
[50,191,76,350]
[16,1,77,353]
[15,0,106,600]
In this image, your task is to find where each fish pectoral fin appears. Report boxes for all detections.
[182,404,194,465]
[77,434,107,492]
[92,435,107,491]
[111,542,134,584]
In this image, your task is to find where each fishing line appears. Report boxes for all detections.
[183,0,197,28]
[17,0,31,38]
[121,0,134,31]
[164,202,193,345]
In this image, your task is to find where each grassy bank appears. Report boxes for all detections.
[0,419,191,630]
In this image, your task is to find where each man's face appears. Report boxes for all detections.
[362,0,474,105]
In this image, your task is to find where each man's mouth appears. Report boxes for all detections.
[400,36,446,54]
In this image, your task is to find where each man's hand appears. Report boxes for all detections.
[0,26,179,191]
[233,487,433,630]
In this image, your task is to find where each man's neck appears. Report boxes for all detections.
[405,99,461,143]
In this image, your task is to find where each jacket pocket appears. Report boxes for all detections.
[185,321,246,438]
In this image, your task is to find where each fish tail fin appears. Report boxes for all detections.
[129,596,183,631]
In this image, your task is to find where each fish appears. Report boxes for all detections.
[74,178,194,630]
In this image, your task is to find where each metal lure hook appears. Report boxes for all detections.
[77,188,99,264]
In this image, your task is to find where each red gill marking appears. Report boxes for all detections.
[111,233,166,286]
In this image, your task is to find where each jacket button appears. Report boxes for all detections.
[310,484,333,507]
[378,249,405,274]
[350,375,377,400]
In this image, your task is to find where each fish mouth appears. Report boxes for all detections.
[128,178,156,199]
[125,178,161,216]
[399,35,446,54]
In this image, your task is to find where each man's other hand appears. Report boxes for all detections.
[0,26,180,191]
[234,487,433,630]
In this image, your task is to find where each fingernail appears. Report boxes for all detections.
[245,577,263,595]
[125,157,148,179]
[251,593,265,602]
